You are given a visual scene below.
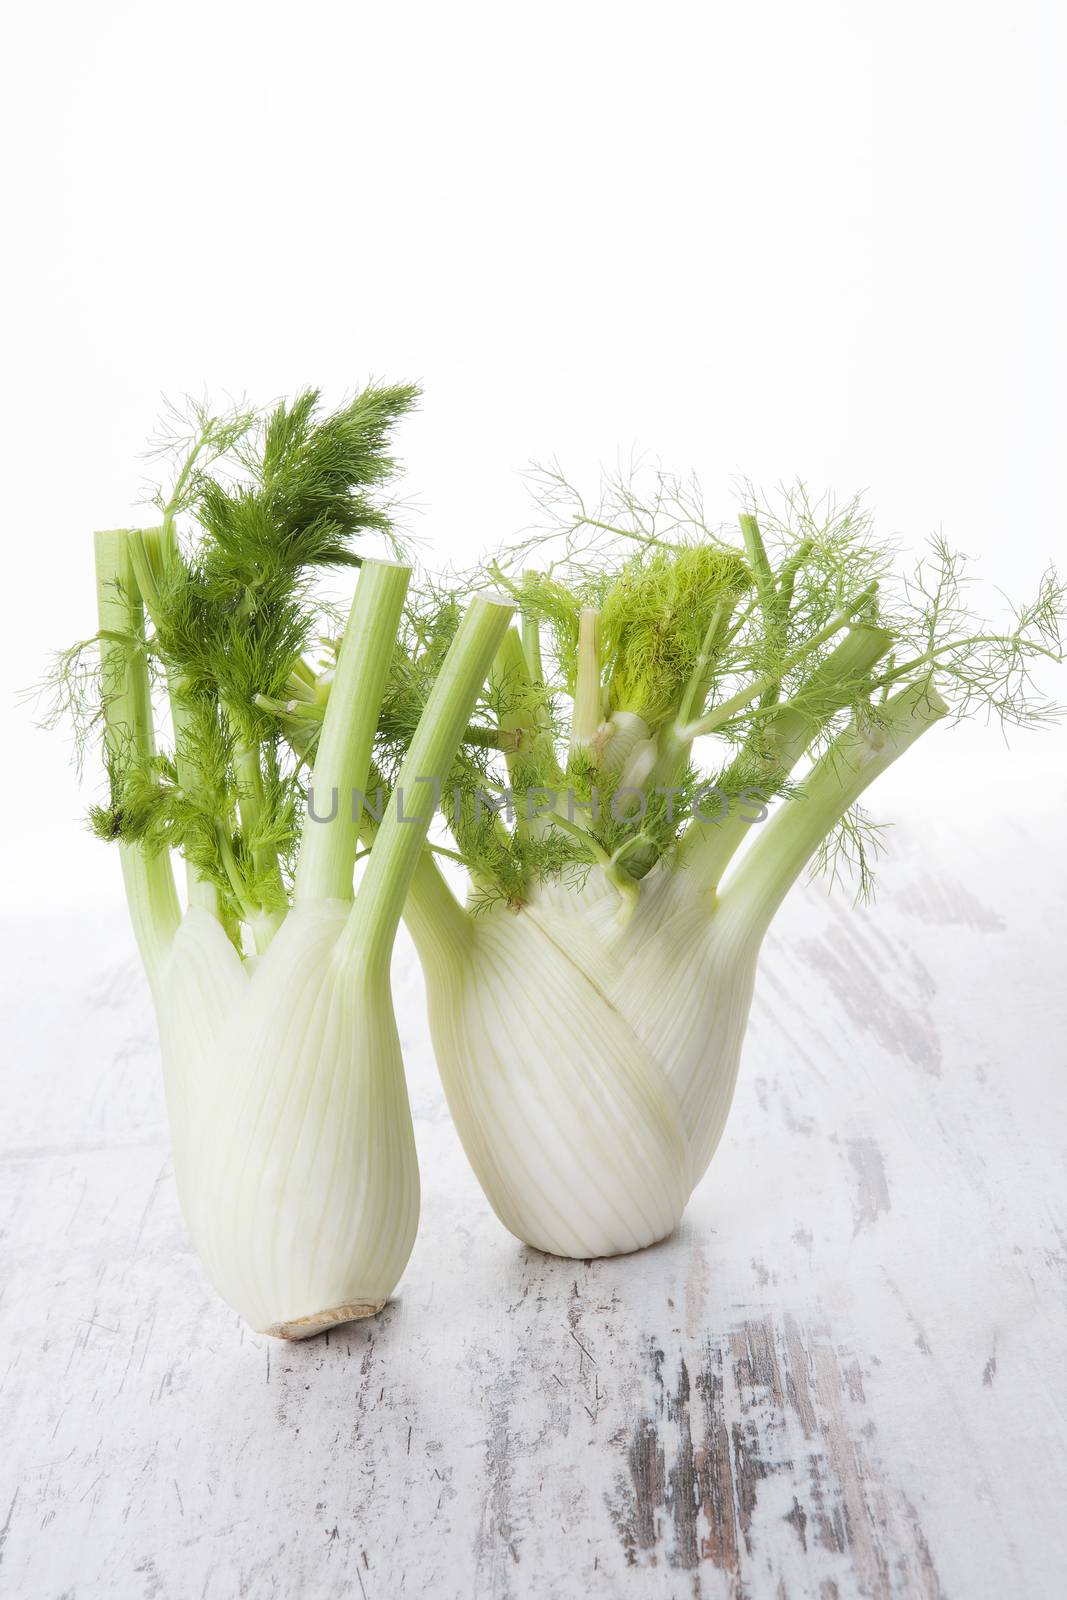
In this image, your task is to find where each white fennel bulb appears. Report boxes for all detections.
[398,477,1062,1259]
[73,391,513,1336]
[156,902,418,1336]
[413,877,691,1257]
[409,682,945,1259]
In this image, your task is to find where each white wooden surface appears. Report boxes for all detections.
[2,787,1066,1599]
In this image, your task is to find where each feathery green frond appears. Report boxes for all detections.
[601,543,751,725]
[809,802,890,905]
[55,384,420,946]
[398,466,1063,909]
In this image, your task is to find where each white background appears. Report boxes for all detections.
[2,0,1064,915]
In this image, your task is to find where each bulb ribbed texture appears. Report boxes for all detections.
[418,869,757,1259]
[154,903,419,1332]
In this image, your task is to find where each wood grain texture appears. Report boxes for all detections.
[2,792,1065,1599]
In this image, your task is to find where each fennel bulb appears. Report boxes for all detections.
[407,681,946,1258]
[67,392,513,1336]
[154,900,418,1337]
[392,476,1063,1260]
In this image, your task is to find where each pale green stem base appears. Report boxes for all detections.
[119,843,181,989]
[681,624,895,891]
[232,740,286,953]
[295,561,412,907]
[402,853,472,976]
[94,529,181,982]
[339,594,513,979]
[721,680,948,941]
[569,607,603,759]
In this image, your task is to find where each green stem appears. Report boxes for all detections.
[465,724,510,750]
[739,512,775,609]
[161,423,217,538]
[642,595,734,800]
[747,625,895,768]
[295,560,411,906]
[214,818,259,924]
[492,629,538,771]
[739,510,789,711]
[575,515,659,548]
[677,584,878,742]
[233,740,266,832]
[521,569,545,682]
[569,606,603,758]
[338,593,513,977]
[872,632,1064,687]
[775,539,814,612]
[402,851,473,976]
[169,692,223,917]
[125,525,166,621]
[545,807,613,868]
[428,841,470,868]
[94,530,180,983]
[676,601,726,732]
[721,680,948,940]
[681,624,895,889]
[492,627,534,842]
[116,844,181,979]
[128,525,221,918]
[490,627,563,842]
[231,738,286,951]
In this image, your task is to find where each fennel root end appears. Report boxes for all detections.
[260,1300,387,1341]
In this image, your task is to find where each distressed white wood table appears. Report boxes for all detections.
[3,787,1065,1599]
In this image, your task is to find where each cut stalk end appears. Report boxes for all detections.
[260,1299,387,1341]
